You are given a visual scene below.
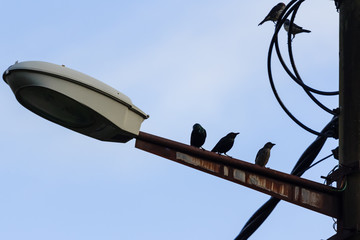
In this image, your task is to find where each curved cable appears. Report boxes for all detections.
[286,4,338,114]
[274,2,337,115]
[267,0,338,136]
[234,1,340,238]
[306,153,333,170]
[277,0,339,96]
[274,36,336,115]
[268,20,323,136]
[235,116,338,239]
[280,3,337,114]
[304,154,334,175]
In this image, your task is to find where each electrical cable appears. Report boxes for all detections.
[286,4,338,115]
[234,116,338,240]
[234,1,340,238]
[276,0,339,96]
[268,30,323,136]
[306,153,333,170]
[267,0,338,136]
[274,36,336,115]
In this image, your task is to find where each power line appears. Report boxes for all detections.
[267,0,338,136]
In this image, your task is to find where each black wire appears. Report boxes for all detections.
[306,153,333,170]
[278,0,339,97]
[268,23,323,136]
[267,0,338,136]
[274,1,337,114]
[234,116,338,240]
[234,198,280,240]
[235,1,340,238]
[323,164,339,186]
[274,37,336,115]
[286,4,338,115]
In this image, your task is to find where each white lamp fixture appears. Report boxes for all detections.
[3,61,149,143]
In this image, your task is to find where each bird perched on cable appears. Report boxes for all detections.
[258,2,286,26]
[211,132,239,157]
[190,123,207,149]
[255,142,276,167]
[284,19,311,39]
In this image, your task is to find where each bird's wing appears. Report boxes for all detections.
[211,137,225,152]
[255,149,263,164]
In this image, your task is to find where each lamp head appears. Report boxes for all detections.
[3,61,149,143]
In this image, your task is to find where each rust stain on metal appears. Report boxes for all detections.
[135,132,340,218]
[224,166,229,176]
[234,169,246,182]
[176,152,200,166]
[269,181,288,197]
[294,187,323,209]
[248,174,262,186]
[176,152,220,173]
[247,174,289,197]
[276,184,287,197]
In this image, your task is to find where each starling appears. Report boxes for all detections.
[258,2,286,26]
[334,0,341,12]
[190,123,207,148]
[284,19,311,39]
[255,142,276,167]
[211,132,239,157]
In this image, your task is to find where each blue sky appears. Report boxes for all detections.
[1,1,339,239]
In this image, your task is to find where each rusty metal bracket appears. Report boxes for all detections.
[135,131,341,218]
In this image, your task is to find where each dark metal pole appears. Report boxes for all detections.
[338,0,360,238]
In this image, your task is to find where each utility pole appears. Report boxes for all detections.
[338,0,360,238]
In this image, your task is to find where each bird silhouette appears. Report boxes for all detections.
[211,132,239,157]
[284,19,311,39]
[334,0,340,12]
[258,2,286,26]
[255,142,276,167]
[190,123,207,149]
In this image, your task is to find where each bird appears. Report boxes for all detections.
[258,2,286,26]
[283,19,311,39]
[211,132,239,157]
[255,142,276,167]
[334,0,341,12]
[190,123,207,149]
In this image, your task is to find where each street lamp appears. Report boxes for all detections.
[3,60,342,239]
[3,61,149,143]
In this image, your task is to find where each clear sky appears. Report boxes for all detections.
[0,1,339,239]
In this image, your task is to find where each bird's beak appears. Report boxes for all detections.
[236,132,240,135]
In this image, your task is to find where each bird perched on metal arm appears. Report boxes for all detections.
[211,132,239,157]
[255,142,276,167]
[190,123,207,149]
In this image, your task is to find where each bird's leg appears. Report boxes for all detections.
[224,153,233,158]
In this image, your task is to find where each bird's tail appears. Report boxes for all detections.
[258,19,266,26]
[258,16,271,26]
[302,29,311,33]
